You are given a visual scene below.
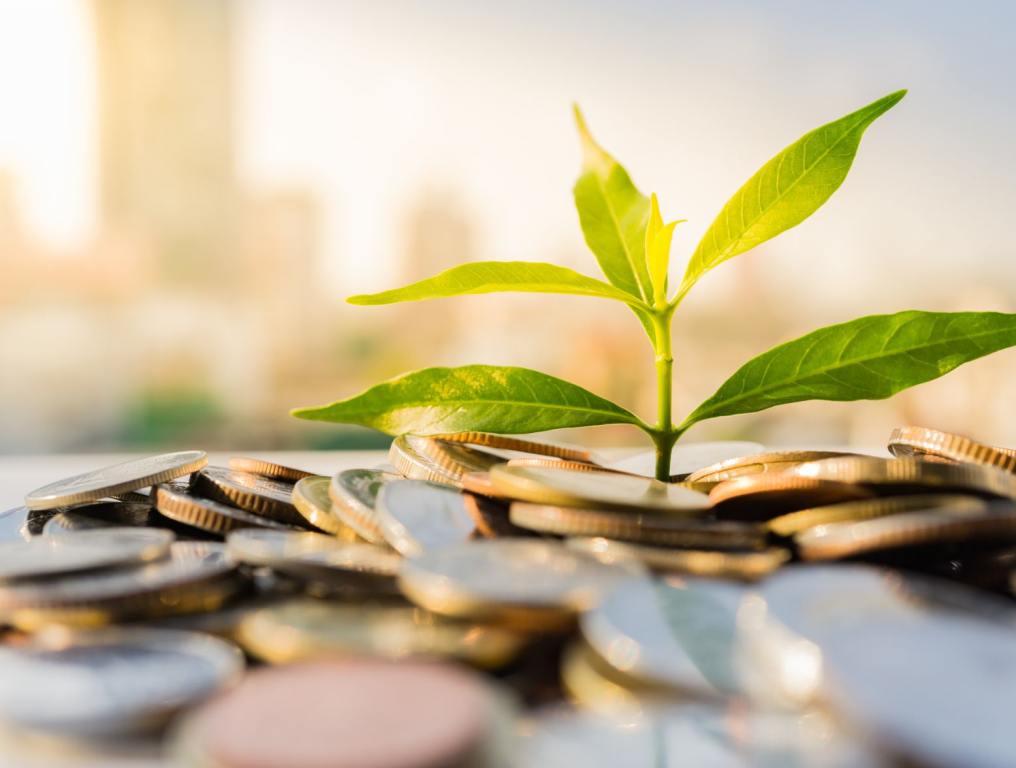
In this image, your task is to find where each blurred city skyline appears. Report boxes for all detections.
[2,0,1016,453]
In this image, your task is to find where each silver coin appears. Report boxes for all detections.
[155,484,297,535]
[42,501,160,536]
[329,469,396,545]
[0,528,174,582]
[226,529,401,579]
[581,577,748,697]
[375,480,476,556]
[602,441,765,479]
[192,467,303,526]
[24,451,208,511]
[0,506,31,542]
[0,628,243,736]
[516,704,885,768]
[822,617,1016,768]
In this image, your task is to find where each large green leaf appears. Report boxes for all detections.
[679,90,906,296]
[347,261,641,306]
[572,105,652,301]
[681,311,1016,428]
[293,365,641,435]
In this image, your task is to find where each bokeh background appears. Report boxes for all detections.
[2,0,1015,454]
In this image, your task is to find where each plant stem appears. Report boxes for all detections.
[651,308,676,482]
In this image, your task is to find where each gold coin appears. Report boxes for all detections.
[560,641,658,713]
[432,432,595,463]
[461,494,520,538]
[709,474,874,520]
[391,435,503,487]
[686,450,860,485]
[156,484,296,535]
[399,539,631,632]
[506,457,634,474]
[291,476,360,541]
[489,465,710,515]
[797,501,1016,561]
[459,471,509,499]
[790,456,1016,499]
[24,451,208,511]
[228,457,316,483]
[328,469,393,545]
[192,467,305,527]
[567,537,790,580]
[509,503,765,549]
[237,599,526,669]
[888,426,1016,473]
[767,494,988,537]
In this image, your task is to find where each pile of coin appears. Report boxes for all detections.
[2,426,1016,766]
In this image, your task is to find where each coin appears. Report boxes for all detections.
[237,599,526,669]
[790,455,1016,499]
[489,465,710,514]
[0,542,242,630]
[601,440,765,480]
[155,484,296,536]
[709,474,874,520]
[291,476,360,541]
[888,425,1016,472]
[560,641,659,714]
[0,528,174,583]
[328,468,395,545]
[389,434,502,487]
[686,450,860,485]
[569,537,790,580]
[24,451,208,511]
[509,502,764,549]
[0,507,35,543]
[461,493,524,538]
[399,539,634,631]
[228,456,316,482]
[506,457,631,474]
[192,466,305,526]
[41,501,161,536]
[0,628,243,737]
[797,501,1016,561]
[375,480,476,556]
[766,493,986,537]
[433,432,596,463]
[173,660,507,768]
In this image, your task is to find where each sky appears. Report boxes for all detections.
[2,0,1015,307]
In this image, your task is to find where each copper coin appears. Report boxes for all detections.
[182,660,495,768]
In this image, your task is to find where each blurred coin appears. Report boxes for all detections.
[0,528,173,583]
[510,502,764,549]
[797,501,1016,561]
[767,493,986,537]
[790,455,1016,499]
[114,490,154,504]
[889,425,1016,472]
[580,577,749,698]
[433,432,595,463]
[560,641,664,714]
[0,628,243,737]
[506,457,630,474]
[569,537,789,580]
[291,476,360,541]
[328,468,395,545]
[601,441,765,480]
[461,493,525,538]
[822,617,1016,768]
[173,660,509,768]
[490,465,709,514]
[42,501,161,536]
[375,480,476,556]
[227,456,316,482]
[460,471,508,498]
[709,474,874,520]
[24,451,208,511]
[237,599,526,669]
[686,450,860,485]
[155,484,296,535]
[399,539,633,631]
[193,466,304,526]
[0,542,242,630]
[389,434,502,487]
[0,507,33,543]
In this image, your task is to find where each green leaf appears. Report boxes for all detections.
[679,90,906,296]
[681,311,1016,428]
[572,105,652,301]
[347,261,641,306]
[293,365,642,435]
[645,194,684,306]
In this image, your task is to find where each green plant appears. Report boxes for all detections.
[293,90,1016,481]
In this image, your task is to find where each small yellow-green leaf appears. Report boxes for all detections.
[293,365,641,435]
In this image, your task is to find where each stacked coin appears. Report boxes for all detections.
[4,427,1016,768]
